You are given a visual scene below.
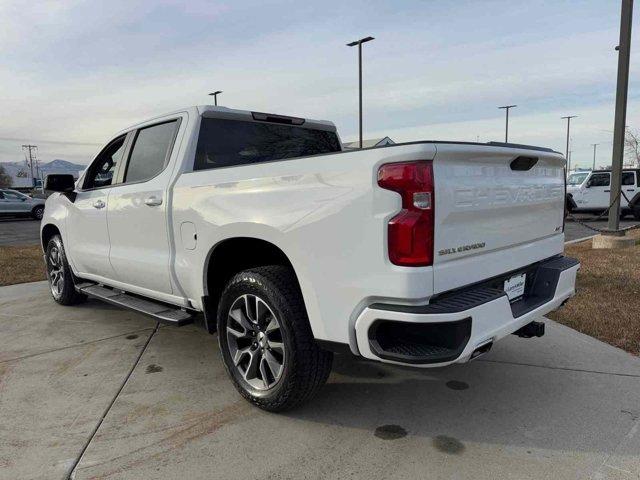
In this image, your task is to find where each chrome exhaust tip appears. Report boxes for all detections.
[470,341,493,361]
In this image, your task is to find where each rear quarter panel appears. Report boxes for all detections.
[171,144,437,346]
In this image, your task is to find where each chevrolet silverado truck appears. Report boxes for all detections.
[42,105,579,411]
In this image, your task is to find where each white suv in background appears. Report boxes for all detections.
[566,169,640,219]
[0,189,46,220]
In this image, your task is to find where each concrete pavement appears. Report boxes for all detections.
[1,281,639,479]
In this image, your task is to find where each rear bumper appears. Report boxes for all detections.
[354,255,580,367]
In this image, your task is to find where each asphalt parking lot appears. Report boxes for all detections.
[564,215,637,242]
[1,281,639,480]
[0,217,41,246]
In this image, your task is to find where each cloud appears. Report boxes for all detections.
[1,0,638,166]
[363,99,640,170]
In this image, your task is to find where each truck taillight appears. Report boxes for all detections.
[377,161,434,266]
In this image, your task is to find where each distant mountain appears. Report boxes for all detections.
[1,159,85,171]
[42,159,86,171]
[0,159,86,188]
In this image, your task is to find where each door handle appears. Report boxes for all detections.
[626,189,634,192]
[604,190,610,192]
[144,196,163,207]
[93,200,105,209]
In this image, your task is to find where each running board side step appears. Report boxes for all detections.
[77,283,195,326]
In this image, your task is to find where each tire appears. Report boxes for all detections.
[217,265,333,412]
[32,205,44,220]
[633,207,640,221]
[45,235,86,305]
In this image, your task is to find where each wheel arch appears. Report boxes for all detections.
[565,192,577,211]
[202,237,306,334]
[41,223,61,251]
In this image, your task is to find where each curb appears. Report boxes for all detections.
[565,235,596,245]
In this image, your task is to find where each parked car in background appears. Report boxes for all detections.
[566,169,640,219]
[42,105,579,411]
[0,189,46,220]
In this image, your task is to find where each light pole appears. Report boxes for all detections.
[608,0,633,232]
[498,105,517,143]
[591,143,599,170]
[561,115,577,172]
[347,36,374,149]
[208,91,223,106]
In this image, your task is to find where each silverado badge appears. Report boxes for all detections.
[438,242,486,256]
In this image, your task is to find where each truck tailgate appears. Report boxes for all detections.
[432,144,565,294]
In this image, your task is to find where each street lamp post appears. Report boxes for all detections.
[347,36,375,149]
[591,143,599,170]
[561,115,578,172]
[208,91,223,106]
[498,105,517,143]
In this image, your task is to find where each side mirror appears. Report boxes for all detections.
[45,174,75,193]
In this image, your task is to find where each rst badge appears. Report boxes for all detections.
[438,242,486,256]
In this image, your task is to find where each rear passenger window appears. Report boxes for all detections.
[124,121,179,183]
[622,172,635,185]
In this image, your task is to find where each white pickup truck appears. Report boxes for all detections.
[42,105,579,411]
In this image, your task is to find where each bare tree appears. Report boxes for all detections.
[625,128,640,167]
[0,164,11,188]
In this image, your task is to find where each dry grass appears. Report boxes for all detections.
[548,230,640,356]
[0,245,46,287]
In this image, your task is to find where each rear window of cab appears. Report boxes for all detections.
[194,118,341,170]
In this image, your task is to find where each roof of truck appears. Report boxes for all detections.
[115,106,558,157]
[197,105,337,131]
[117,105,337,137]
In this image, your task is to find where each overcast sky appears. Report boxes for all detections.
[1,0,639,169]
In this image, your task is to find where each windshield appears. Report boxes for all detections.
[567,172,589,186]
